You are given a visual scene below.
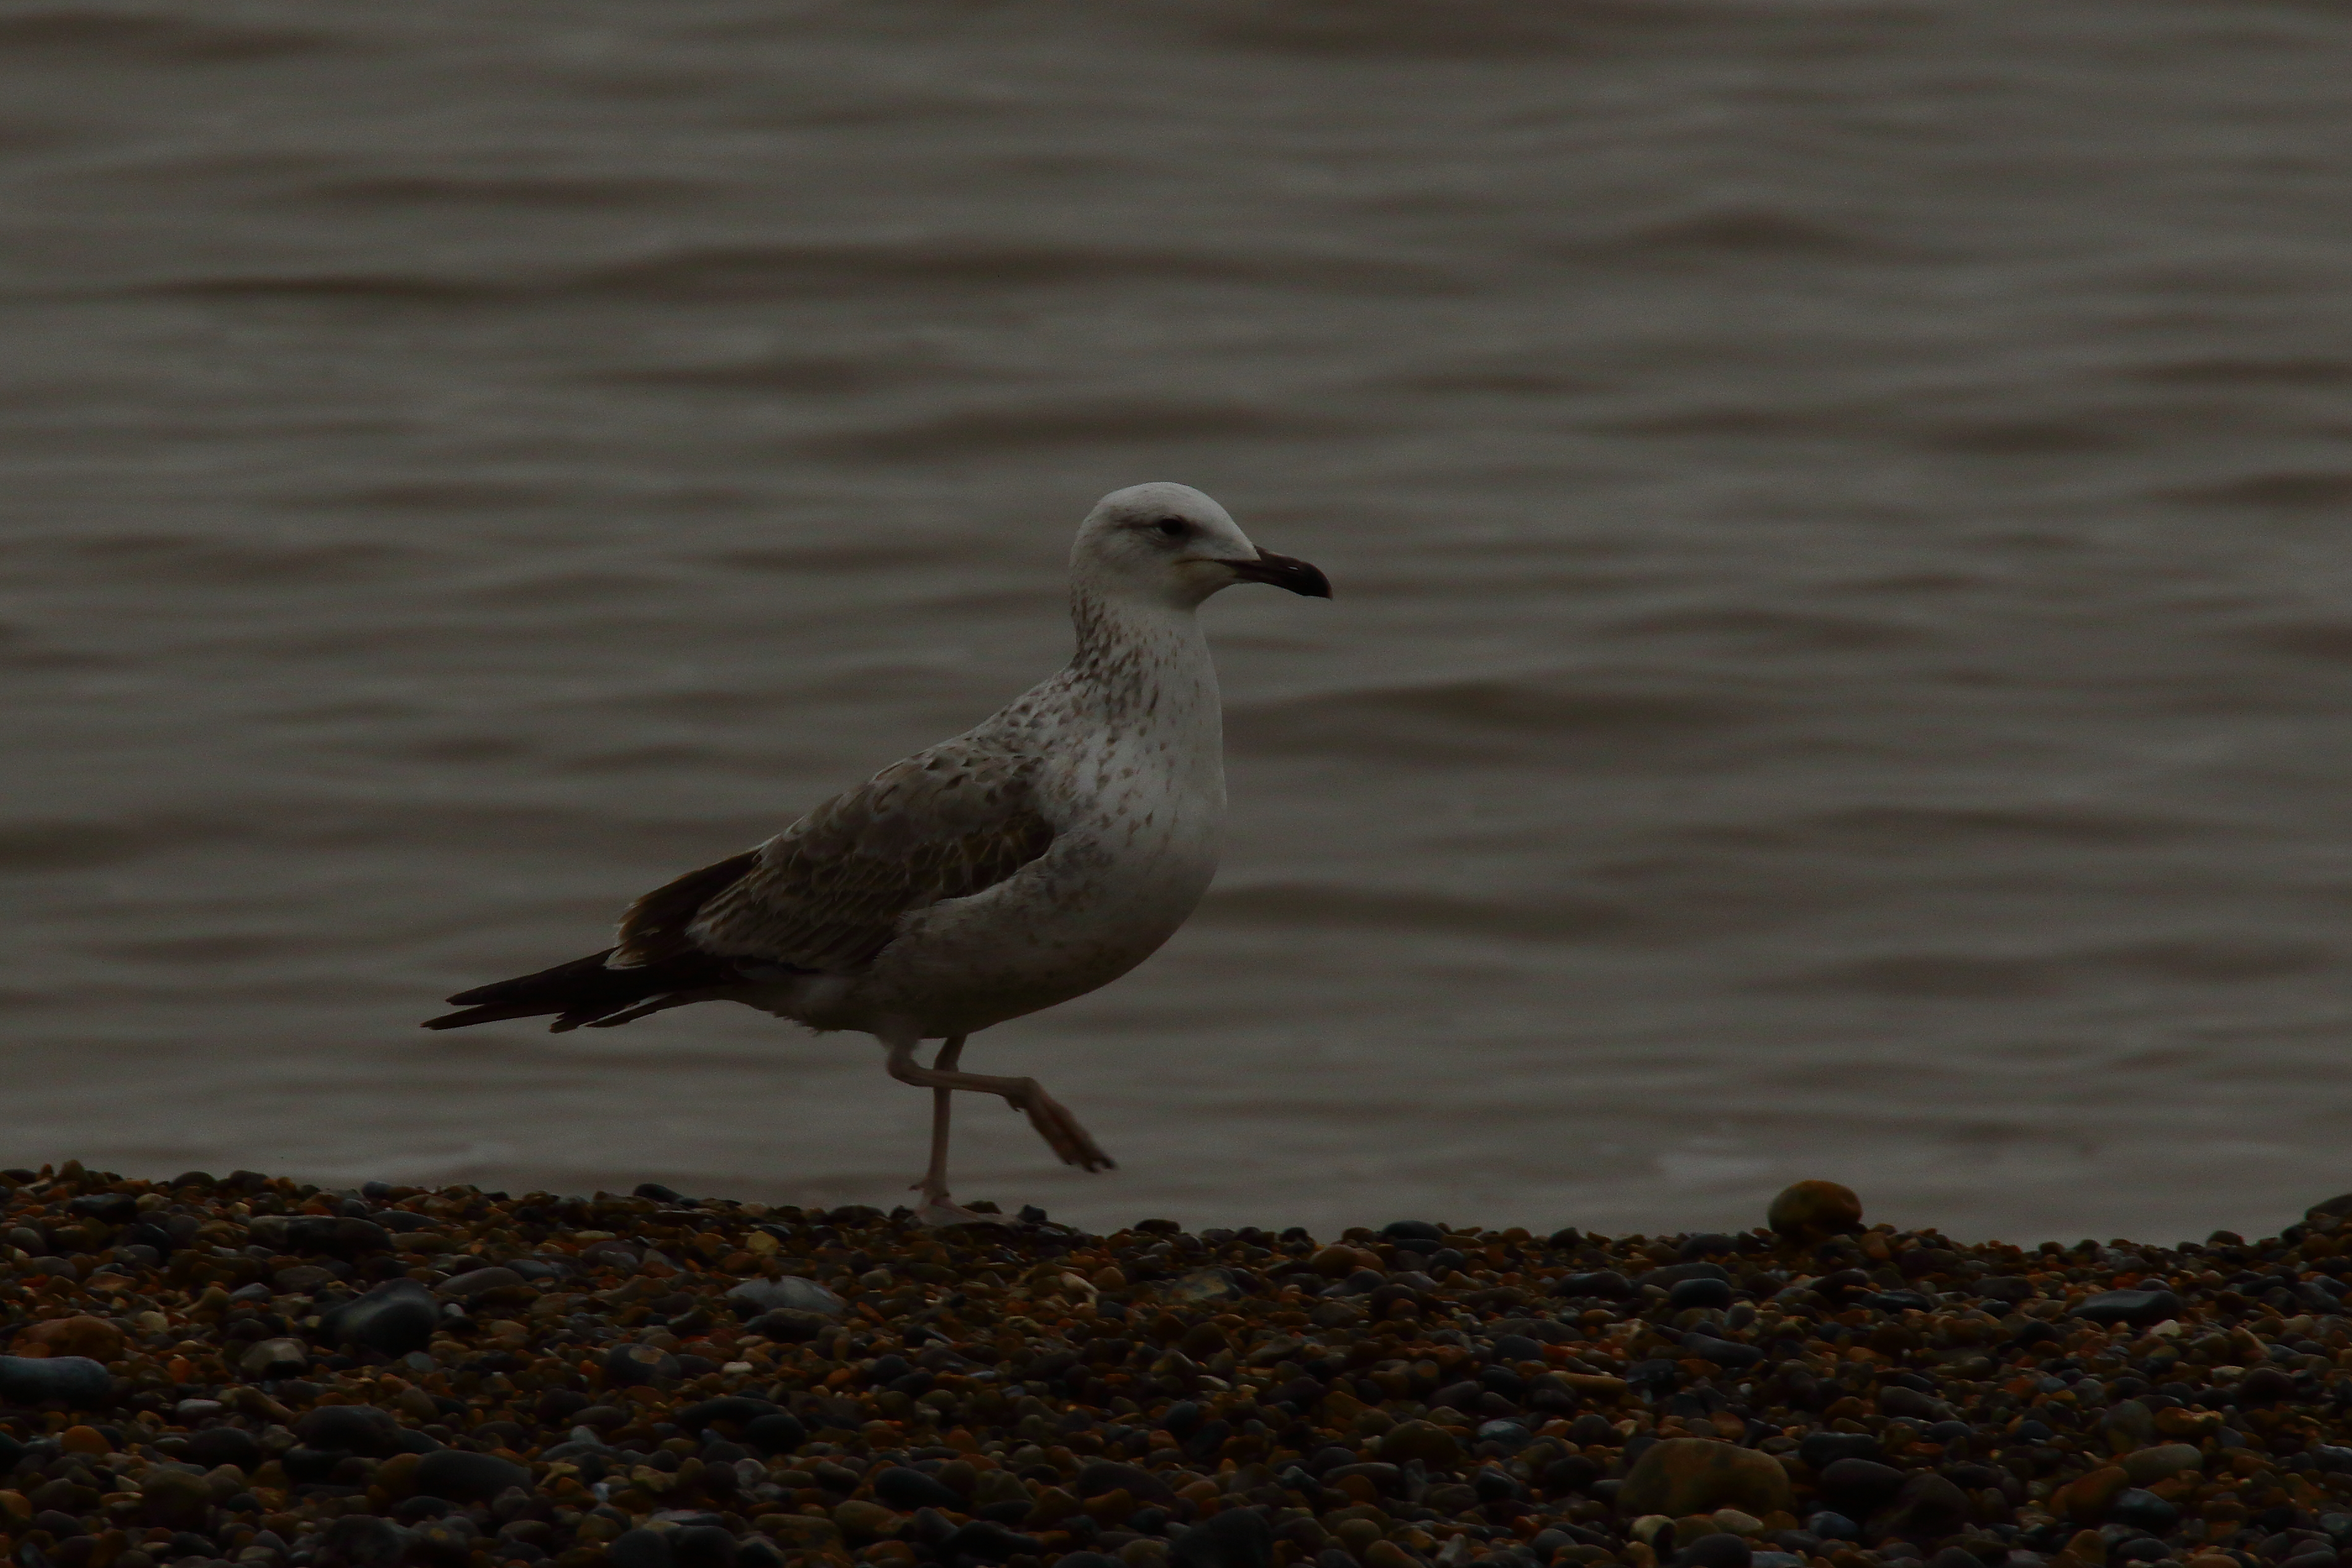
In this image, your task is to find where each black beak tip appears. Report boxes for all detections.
[1239,549,1333,599]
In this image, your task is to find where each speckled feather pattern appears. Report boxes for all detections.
[618,580,1229,1041]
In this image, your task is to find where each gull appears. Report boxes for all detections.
[424,483,1330,1223]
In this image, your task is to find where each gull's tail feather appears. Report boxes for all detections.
[423,948,742,1033]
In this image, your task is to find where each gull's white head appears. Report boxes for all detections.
[1071,481,1331,609]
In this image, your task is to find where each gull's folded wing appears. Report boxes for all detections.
[634,740,1058,974]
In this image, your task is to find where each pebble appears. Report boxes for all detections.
[413,1447,529,1502]
[433,1265,525,1300]
[1797,1431,1882,1470]
[1621,1439,1794,1519]
[1816,1459,1907,1516]
[6,1164,2352,1568]
[1164,1269,1246,1307]
[607,1527,673,1568]
[725,1276,845,1319]
[138,1467,214,1528]
[181,1426,262,1470]
[319,1514,410,1568]
[1873,1474,1970,1542]
[0,1353,111,1405]
[237,1336,309,1378]
[10,1315,124,1360]
[1376,1418,1464,1471]
[296,1402,403,1454]
[2119,1443,2202,1485]
[603,1341,683,1386]
[2107,1490,2180,1534]
[1767,1181,1864,1240]
[316,1278,439,1357]
[2072,1289,2185,1328]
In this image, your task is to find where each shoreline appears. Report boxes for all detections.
[4,1166,2350,1568]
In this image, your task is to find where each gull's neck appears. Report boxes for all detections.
[1064,584,1219,729]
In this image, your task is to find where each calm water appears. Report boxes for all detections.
[6,0,2352,1243]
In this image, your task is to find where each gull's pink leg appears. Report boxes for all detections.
[886,1037,1115,1181]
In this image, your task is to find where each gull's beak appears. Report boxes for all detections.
[1227,548,1332,599]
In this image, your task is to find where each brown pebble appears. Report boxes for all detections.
[59,1424,111,1456]
[1767,1178,1863,1238]
[1619,1438,1794,1520]
[1375,1418,1462,1472]
[832,1501,901,1542]
[14,1314,125,1361]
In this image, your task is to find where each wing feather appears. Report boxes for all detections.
[670,741,1055,972]
[612,849,762,965]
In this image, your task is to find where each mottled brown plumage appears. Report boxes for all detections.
[675,742,1057,972]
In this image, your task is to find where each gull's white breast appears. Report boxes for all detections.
[803,617,1228,1040]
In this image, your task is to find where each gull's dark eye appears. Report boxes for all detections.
[1152,517,1188,539]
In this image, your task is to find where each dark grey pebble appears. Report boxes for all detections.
[2109,1490,2180,1533]
[744,1309,832,1342]
[1681,1331,1761,1368]
[318,1279,439,1357]
[285,1215,393,1257]
[318,1515,413,1568]
[1626,1359,1682,1396]
[1799,1432,1882,1470]
[66,1192,138,1225]
[1805,1514,1860,1543]
[1476,1419,1533,1453]
[413,1448,529,1503]
[1879,1386,1948,1420]
[942,1522,1042,1563]
[1672,1537,1752,1568]
[1871,1290,1937,1313]
[1566,1414,1617,1447]
[297,1402,403,1457]
[0,1354,112,1406]
[669,1526,738,1568]
[609,1530,672,1568]
[1553,1270,1631,1299]
[1668,1278,1735,1312]
[677,1395,781,1433]
[1171,1507,1273,1568]
[875,1466,967,1511]
[434,1266,525,1300]
[285,1446,348,1484]
[2072,1288,2184,1327]
[741,1412,809,1456]
[1874,1472,1971,1541]
[1816,1457,1906,1515]
[1635,1261,1732,1290]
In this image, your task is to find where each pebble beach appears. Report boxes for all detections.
[6,1168,2352,1568]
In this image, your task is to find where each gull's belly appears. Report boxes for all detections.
[833,797,1220,1038]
